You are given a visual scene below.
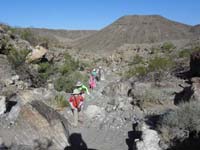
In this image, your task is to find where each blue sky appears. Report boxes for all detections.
[0,0,199,30]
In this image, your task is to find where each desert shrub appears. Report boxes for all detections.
[148,56,174,72]
[59,53,79,75]
[178,49,191,58]
[125,56,174,79]
[125,66,148,78]
[159,101,200,143]
[53,94,69,108]
[79,61,92,71]
[129,54,144,65]
[7,48,30,68]
[38,62,55,80]
[54,71,88,92]
[17,29,38,46]
[134,89,163,108]
[161,42,175,53]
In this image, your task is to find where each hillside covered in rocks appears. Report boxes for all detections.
[0,14,200,150]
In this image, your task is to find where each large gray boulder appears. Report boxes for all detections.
[0,100,69,149]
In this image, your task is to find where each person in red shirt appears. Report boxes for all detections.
[69,89,84,127]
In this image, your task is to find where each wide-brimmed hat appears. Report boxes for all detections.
[75,81,82,87]
[72,89,80,95]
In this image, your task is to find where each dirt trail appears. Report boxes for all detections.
[63,70,134,150]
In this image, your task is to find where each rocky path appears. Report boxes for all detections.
[63,70,135,150]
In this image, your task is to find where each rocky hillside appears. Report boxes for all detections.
[1,16,200,150]
[21,28,97,44]
[74,15,198,53]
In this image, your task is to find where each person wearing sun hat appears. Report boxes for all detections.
[75,81,90,99]
[68,89,84,126]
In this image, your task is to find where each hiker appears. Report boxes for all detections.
[68,89,84,127]
[91,68,97,78]
[96,66,105,81]
[89,74,96,90]
[75,81,90,99]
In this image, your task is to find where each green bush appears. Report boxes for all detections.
[38,62,55,80]
[7,48,30,68]
[54,71,88,92]
[161,42,175,53]
[53,94,69,108]
[178,49,191,58]
[125,66,148,78]
[59,53,79,75]
[159,101,200,143]
[148,56,174,72]
[134,89,162,108]
[129,54,144,65]
[125,56,174,79]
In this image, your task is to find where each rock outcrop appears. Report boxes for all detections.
[0,100,69,149]
[0,96,6,115]
[26,45,47,63]
[136,123,162,150]
[190,50,200,76]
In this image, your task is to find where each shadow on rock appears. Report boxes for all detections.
[126,123,142,150]
[168,133,200,150]
[145,114,162,130]
[65,133,97,150]
[174,85,193,105]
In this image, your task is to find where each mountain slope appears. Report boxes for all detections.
[74,15,196,52]
[17,28,98,44]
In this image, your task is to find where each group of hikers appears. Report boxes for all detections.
[68,66,105,126]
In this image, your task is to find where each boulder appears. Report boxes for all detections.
[7,104,21,123]
[0,96,6,115]
[191,77,200,101]
[17,88,56,105]
[0,100,69,149]
[26,45,47,63]
[0,26,4,33]
[136,123,162,150]
[102,80,131,97]
[190,51,200,77]
[0,54,15,82]
[84,105,105,119]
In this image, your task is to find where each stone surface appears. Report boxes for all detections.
[136,123,162,150]
[84,105,105,119]
[26,45,47,63]
[102,80,131,97]
[17,88,56,105]
[0,100,69,149]
[191,77,200,101]
[0,96,6,115]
